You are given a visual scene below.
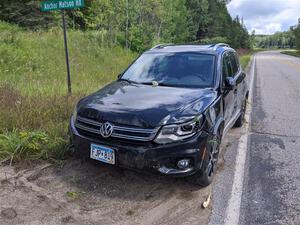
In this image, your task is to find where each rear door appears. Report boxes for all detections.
[229,51,246,116]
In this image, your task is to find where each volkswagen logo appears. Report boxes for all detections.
[100,122,114,138]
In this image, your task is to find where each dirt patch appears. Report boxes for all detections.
[0,159,212,225]
[1,208,17,220]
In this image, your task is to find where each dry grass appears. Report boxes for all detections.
[0,85,82,163]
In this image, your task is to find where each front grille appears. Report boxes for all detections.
[75,116,159,142]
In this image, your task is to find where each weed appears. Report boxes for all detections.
[66,191,86,200]
[0,130,67,164]
[126,209,135,216]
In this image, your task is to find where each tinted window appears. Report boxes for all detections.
[223,53,233,78]
[121,53,216,88]
[229,52,239,75]
[234,53,240,68]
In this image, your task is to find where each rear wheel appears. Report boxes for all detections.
[189,132,222,187]
[234,98,247,127]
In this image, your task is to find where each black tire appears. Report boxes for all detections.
[234,98,247,128]
[189,131,222,187]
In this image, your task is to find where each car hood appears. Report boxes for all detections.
[77,81,217,128]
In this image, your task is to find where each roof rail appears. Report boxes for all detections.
[150,43,174,50]
[211,43,230,50]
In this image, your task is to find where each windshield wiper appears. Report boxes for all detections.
[140,82,154,86]
[119,78,139,84]
[140,81,174,87]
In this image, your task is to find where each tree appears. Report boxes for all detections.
[0,0,58,29]
[1,0,252,50]
[292,19,300,50]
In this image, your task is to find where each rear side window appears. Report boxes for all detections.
[229,52,239,75]
[222,53,233,79]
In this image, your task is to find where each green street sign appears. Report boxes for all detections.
[41,0,84,12]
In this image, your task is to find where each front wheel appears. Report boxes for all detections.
[189,132,222,187]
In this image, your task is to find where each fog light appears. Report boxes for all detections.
[177,159,191,169]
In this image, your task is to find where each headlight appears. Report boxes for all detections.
[154,115,203,144]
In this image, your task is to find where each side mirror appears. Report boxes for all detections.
[225,77,236,90]
[117,74,122,79]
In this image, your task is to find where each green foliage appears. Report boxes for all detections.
[66,191,86,200]
[292,21,300,50]
[0,130,67,163]
[0,24,136,95]
[196,36,229,45]
[1,0,251,50]
[240,54,251,69]
[0,22,137,162]
[254,31,296,49]
[281,50,300,58]
[0,0,58,29]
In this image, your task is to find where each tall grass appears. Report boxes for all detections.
[0,23,136,96]
[240,55,251,69]
[0,22,136,163]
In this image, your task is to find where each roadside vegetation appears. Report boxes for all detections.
[254,31,296,49]
[281,50,300,58]
[254,20,300,52]
[1,0,252,50]
[240,54,251,69]
[0,22,136,163]
[0,0,258,164]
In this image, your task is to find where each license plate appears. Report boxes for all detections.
[90,144,115,165]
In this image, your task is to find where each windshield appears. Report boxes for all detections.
[121,52,216,88]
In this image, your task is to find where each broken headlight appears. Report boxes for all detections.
[154,115,203,144]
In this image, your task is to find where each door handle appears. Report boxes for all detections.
[234,88,238,94]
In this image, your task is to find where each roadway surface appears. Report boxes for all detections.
[211,51,300,225]
[240,51,300,224]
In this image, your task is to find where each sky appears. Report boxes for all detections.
[227,0,300,35]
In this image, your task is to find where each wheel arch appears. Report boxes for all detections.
[213,117,225,138]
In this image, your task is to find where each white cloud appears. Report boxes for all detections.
[227,0,300,34]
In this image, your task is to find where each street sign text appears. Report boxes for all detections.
[41,0,84,12]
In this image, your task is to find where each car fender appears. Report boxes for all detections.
[213,116,225,137]
[204,96,224,137]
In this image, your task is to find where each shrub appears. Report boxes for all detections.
[0,130,67,164]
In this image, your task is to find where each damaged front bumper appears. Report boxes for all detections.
[69,117,209,177]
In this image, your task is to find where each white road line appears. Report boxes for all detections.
[224,55,256,225]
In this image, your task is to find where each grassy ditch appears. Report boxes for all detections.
[281,50,300,58]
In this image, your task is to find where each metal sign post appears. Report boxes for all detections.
[41,0,85,94]
[61,10,72,93]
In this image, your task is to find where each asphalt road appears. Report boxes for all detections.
[211,51,300,225]
[239,51,300,225]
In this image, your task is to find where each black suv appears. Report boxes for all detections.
[69,43,248,186]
